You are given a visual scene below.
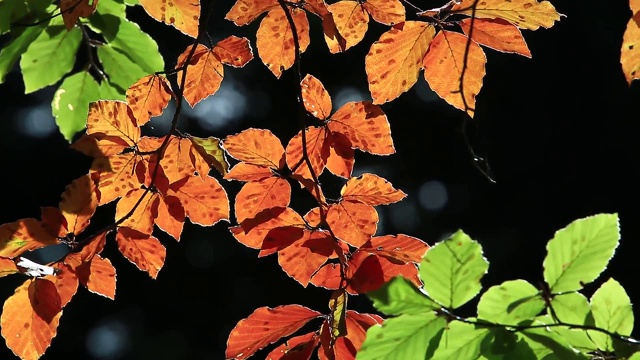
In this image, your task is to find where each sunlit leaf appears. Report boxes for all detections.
[328,101,394,155]
[301,74,332,120]
[340,173,405,205]
[588,278,634,351]
[224,128,285,169]
[77,255,117,299]
[0,218,58,258]
[224,0,278,26]
[169,175,230,226]
[235,177,291,224]
[326,201,377,247]
[190,135,229,176]
[60,0,97,30]
[52,70,101,142]
[278,230,333,286]
[126,74,173,126]
[476,279,545,325]
[431,321,490,360]
[367,276,440,316]
[116,227,166,279]
[139,0,200,37]
[449,0,563,30]
[459,18,531,57]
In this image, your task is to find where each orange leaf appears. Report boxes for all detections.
[1,279,62,360]
[225,163,275,182]
[301,74,332,120]
[285,126,329,180]
[362,0,405,25]
[169,176,230,226]
[71,133,128,158]
[340,173,406,205]
[622,13,640,85]
[459,18,531,57]
[360,234,430,262]
[325,1,369,53]
[365,21,435,104]
[42,264,79,307]
[331,311,381,358]
[212,35,254,67]
[176,44,224,107]
[86,100,140,147]
[328,101,394,155]
[0,218,58,258]
[149,136,197,183]
[325,132,354,178]
[230,207,306,252]
[91,153,143,205]
[226,305,322,360]
[60,0,98,30]
[278,230,334,286]
[155,195,185,240]
[266,332,319,360]
[77,255,116,299]
[309,262,341,290]
[326,202,378,247]
[450,0,562,30]
[59,173,99,235]
[115,189,156,236]
[126,75,173,126]
[223,128,285,168]
[0,257,18,278]
[40,206,68,238]
[423,31,487,117]
[235,177,291,224]
[116,227,166,279]
[63,230,108,269]
[256,7,310,78]
[139,0,200,37]
[225,0,279,26]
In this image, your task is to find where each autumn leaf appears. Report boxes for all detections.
[1,279,62,360]
[0,257,19,278]
[139,135,197,184]
[235,176,292,224]
[86,100,140,148]
[226,305,322,360]
[366,21,436,104]
[423,30,487,117]
[44,264,79,308]
[213,35,254,67]
[327,101,394,155]
[324,1,369,53]
[139,0,200,37]
[301,74,332,120]
[326,201,378,247]
[115,188,156,236]
[116,227,166,279]
[266,332,320,360]
[91,153,143,205]
[169,175,230,226]
[190,135,230,176]
[225,163,274,182]
[277,230,334,286]
[230,207,306,252]
[362,0,405,25]
[327,289,348,342]
[154,194,185,240]
[459,18,531,57]
[63,231,108,269]
[359,234,430,263]
[225,0,279,26]
[223,128,285,169]
[340,173,406,205]
[324,132,354,178]
[60,0,98,30]
[59,173,99,235]
[622,13,640,85]
[323,311,382,359]
[126,74,173,126]
[286,126,330,180]
[449,0,562,30]
[0,218,58,258]
[77,255,116,299]
[176,44,224,107]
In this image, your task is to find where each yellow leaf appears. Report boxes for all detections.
[450,0,563,30]
[622,14,640,85]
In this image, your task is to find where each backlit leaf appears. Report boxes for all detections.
[176,44,224,107]
[0,24,47,84]
[91,153,143,205]
[328,311,381,358]
[139,0,200,37]
[301,74,332,120]
[235,177,291,224]
[365,21,435,104]
[326,201,377,247]
[325,1,369,53]
[226,305,322,360]
[86,100,140,146]
[116,227,166,279]
[52,70,101,142]
[63,230,108,269]
[359,234,429,263]
[256,7,310,78]
[0,258,19,278]
[423,30,486,117]
[223,128,285,168]
[212,35,254,67]
[59,173,98,235]
[190,135,229,176]
[621,13,640,85]
[459,18,531,57]
[60,0,97,30]
[328,289,348,342]
[266,332,319,360]
[325,132,354,178]
[0,218,58,258]
[328,101,394,155]
[225,163,274,182]
[97,43,148,92]
[115,189,156,235]
[126,74,172,126]
[77,255,116,299]
[431,320,490,359]
[476,279,545,325]
[278,230,333,286]
[169,176,230,226]
[44,264,78,307]
[286,126,329,180]
[588,278,634,351]
[230,207,306,251]
[362,0,405,25]
[155,195,185,240]
[450,0,562,30]
[340,173,405,205]
[224,0,278,26]
[367,276,440,316]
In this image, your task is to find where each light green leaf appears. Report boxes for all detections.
[419,230,489,309]
[628,352,640,360]
[549,292,596,352]
[367,276,440,316]
[480,328,518,359]
[477,280,544,326]
[0,23,46,83]
[93,0,126,15]
[100,78,126,100]
[356,312,445,360]
[543,213,619,293]
[97,44,147,92]
[0,0,49,35]
[431,320,490,360]
[588,278,634,351]
[52,71,101,142]
[124,0,138,5]
[20,22,82,93]
[517,317,588,360]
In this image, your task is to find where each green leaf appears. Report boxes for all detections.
[0,0,50,35]
[100,78,126,100]
[52,71,101,142]
[517,317,588,360]
[367,276,440,316]
[20,21,82,93]
[97,43,148,92]
[190,136,230,176]
[480,328,518,359]
[93,0,126,15]
[477,280,545,326]
[543,213,619,293]
[549,292,596,352]
[629,353,640,360]
[588,278,634,351]
[431,321,490,360]
[356,312,445,360]
[0,23,47,83]
[419,230,489,309]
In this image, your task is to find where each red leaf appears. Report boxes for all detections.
[278,230,334,286]
[169,176,230,226]
[213,35,254,67]
[230,207,306,254]
[326,202,378,247]
[266,332,319,360]
[340,173,406,206]
[235,177,291,224]
[360,234,430,263]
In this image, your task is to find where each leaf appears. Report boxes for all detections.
[365,21,435,104]
[476,279,545,325]
[230,207,306,251]
[59,173,99,235]
[226,305,322,360]
[286,126,330,180]
[518,317,588,360]
[45,264,78,307]
[60,0,98,30]
[419,230,489,309]
[52,70,101,142]
[329,311,381,358]
[367,276,440,316]
[324,132,354,178]
[357,312,445,360]
[266,332,319,360]
[543,213,620,293]
[77,255,117,299]
[1,279,62,360]
[256,7,310,78]
[621,13,640,85]
[0,257,19,278]
[223,128,285,169]
[0,24,47,84]
[359,234,429,263]
[340,173,405,205]
[226,163,274,182]
[431,321,490,360]
[325,1,369,53]
[97,43,148,91]
[549,293,596,352]
[155,194,185,240]
[176,43,224,107]
[326,201,378,247]
[588,278,634,351]
[278,230,334,286]
[301,74,332,120]
[139,0,200,37]
[346,251,422,294]
[328,289,348,342]
[423,31,487,117]
[86,100,140,146]
[126,74,173,126]
[459,18,531,57]
[190,135,229,176]
[169,175,230,226]
[139,136,197,183]
[328,101,394,155]
[235,177,291,224]
[449,0,563,30]
[116,227,166,279]
[0,218,58,258]
[20,23,82,93]
[63,230,108,269]
[212,35,254,67]
[362,0,405,25]
[91,153,143,205]
[224,0,278,26]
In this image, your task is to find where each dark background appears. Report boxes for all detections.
[0,0,638,358]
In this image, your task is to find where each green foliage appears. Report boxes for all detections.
[361,213,640,360]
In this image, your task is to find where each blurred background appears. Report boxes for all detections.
[0,0,639,358]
